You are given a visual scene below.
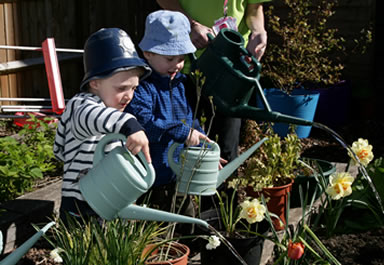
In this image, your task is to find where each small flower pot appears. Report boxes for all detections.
[247,179,294,231]
[142,242,190,265]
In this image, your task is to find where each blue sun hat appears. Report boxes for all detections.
[139,10,196,56]
[80,28,151,90]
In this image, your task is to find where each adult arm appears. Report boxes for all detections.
[156,0,214,49]
[245,3,267,61]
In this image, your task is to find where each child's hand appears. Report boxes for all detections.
[185,129,209,146]
[219,157,228,170]
[126,131,152,163]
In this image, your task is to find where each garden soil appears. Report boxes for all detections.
[1,119,384,264]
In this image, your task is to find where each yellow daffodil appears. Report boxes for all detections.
[239,198,266,224]
[326,172,355,200]
[349,138,374,166]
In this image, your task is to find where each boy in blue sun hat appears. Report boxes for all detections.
[54,28,152,224]
[125,10,216,215]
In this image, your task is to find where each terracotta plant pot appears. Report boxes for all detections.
[247,179,293,231]
[142,242,190,265]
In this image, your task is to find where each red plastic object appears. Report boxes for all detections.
[41,38,65,114]
[13,112,58,128]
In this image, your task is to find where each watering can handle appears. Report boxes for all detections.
[207,33,215,42]
[239,46,261,74]
[168,139,219,171]
[93,133,155,186]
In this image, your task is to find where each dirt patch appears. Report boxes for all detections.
[319,227,384,265]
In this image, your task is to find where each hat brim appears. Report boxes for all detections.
[139,38,196,56]
[80,64,151,91]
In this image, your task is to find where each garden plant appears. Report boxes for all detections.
[0,115,61,203]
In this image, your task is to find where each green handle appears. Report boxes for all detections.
[93,133,155,189]
[168,140,219,174]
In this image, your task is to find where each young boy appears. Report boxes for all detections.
[54,28,152,222]
[124,10,209,211]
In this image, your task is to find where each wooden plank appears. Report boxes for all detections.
[4,2,17,97]
[0,54,82,74]
[0,3,10,99]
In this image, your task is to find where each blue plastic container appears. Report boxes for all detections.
[260,88,320,138]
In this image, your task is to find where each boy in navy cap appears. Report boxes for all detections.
[54,28,152,223]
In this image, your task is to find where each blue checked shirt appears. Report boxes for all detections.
[125,71,204,186]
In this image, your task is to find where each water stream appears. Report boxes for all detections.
[208,225,248,265]
[312,122,384,215]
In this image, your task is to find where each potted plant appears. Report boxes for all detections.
[198,188,270,265]
[234,120,302,230]
[47,215,178,265]
[260,0,372,135]
[290,157,336,208]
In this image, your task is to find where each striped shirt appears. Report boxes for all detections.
[53,92,143,201]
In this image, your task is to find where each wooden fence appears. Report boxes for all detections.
[0,0,159,101]
[0,0,380,119]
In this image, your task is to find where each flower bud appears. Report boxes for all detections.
[287,240,305,260]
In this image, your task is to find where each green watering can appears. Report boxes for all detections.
[168,138,268,195]
[190,28,313,127]
[79,133,209,228]
[0,221,55,265]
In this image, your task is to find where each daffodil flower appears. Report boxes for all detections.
[326,172,355,200]
[50,248,64,263]
[239,198,266,224]
[349,138,374,166]
[206,235,221,250]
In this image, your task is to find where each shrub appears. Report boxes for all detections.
[0,115,61,203]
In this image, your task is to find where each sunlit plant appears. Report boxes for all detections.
[325,172,355,200]
[312,141,382,237]
[348,138,374,167]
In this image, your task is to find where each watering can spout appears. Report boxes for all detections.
[0,221,55,265]
[216,137,268,187]
[118,205,209,228]
[230,105,314,127]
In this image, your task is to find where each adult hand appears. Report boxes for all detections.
[190,21,215,49]
[126,130,152,163]
[246,30,267,61]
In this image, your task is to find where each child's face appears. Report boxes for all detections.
[89,70,141,111]
[143,52,185,80]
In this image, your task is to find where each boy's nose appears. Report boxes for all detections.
[125,90,134,101]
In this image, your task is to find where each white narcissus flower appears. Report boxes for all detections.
[326,172,355,200]
[50,248,64,263]
[206,235,221,250]
[239,198,266,224]
[349,138,374,166]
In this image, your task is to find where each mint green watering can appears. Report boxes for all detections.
[190,28,313,127]
[79,133,208,228]
[0,221,55,265]
[168,138,268,196]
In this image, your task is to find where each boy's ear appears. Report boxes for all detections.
[142,51,151,60]
[89,79,99,90]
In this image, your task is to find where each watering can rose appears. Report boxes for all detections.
[239,198,266,223]
[287,240,305,260]
[326,172,355,200]
[349,138,374,166]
